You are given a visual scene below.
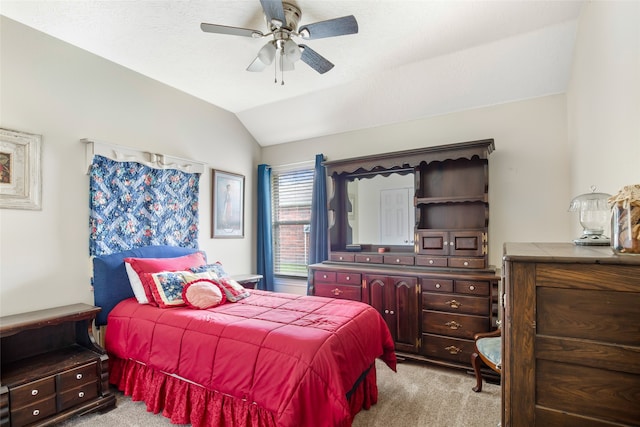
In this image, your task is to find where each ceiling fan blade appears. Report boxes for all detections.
[201,23,263,38]
[299,45,334,74]
[260,0,286,28]
[298,15,358,40]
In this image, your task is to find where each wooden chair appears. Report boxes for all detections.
[471,328,501,392]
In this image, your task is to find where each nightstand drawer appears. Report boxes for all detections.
[11,395,57,427]
[315,283,361,301]
[60,382,99,411]
[59,362,98,390]
[10,376,55,405]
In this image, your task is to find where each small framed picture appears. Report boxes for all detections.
[0,128,42,210]
[211,169,245,238]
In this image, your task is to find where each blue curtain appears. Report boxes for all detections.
[256,164,274,291]
[308,154,329,294]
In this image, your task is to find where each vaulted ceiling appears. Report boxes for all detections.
[1,1,584,146]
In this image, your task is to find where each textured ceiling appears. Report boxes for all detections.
[1,0,584,146]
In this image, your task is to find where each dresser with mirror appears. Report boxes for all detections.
[309,139,499,369]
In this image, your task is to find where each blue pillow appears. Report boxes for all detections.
[92,245,202,325]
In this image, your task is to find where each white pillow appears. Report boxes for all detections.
[125,261,149,304]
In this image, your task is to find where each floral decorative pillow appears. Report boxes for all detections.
[144,271,190,308]
[182,279,226,309]
[190,262,229,279]
[124,252,207,305]
[216,277,250,302]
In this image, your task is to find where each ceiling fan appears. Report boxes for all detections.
[200,0,358,82]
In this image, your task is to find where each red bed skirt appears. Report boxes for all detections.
[109,356,379,427]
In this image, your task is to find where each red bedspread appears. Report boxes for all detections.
[106,290,396,427]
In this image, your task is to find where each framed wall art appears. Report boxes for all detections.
[0,128,42,210]
[212,169,244,238]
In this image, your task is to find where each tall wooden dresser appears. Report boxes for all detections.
[502,242,640,427]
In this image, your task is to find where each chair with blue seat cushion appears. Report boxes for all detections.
[471,328,501,392]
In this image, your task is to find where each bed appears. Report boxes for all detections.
[92,245,397,427]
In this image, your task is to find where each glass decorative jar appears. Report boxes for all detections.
[609,184,640,255]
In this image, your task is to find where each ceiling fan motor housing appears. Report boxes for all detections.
[267,2,301,32]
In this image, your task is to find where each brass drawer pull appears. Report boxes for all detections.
[445,299,461,309]
[445,345,462,355]
[76,373,83,380]
[331,288,342,296]
[31,389,38,396]
[445,320,462,330]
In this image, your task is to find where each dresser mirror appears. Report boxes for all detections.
[347,172,415,246]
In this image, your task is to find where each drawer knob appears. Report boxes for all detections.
[331,288,342,296]
[429,259,434,264]
[463,261,469,266]
[346,276,350,281]
[469,285,475,291]
[445,345,462,355]
[389,310,394,315]
[446,299,461,309]
[435,283,441,289]
[366,257,370,261]
[396,258,400,263]
[384,309,389,314]
[78,391,85,398]
[445,320,462,330]
[76,373,83,380]
[33,409,40,416]
[31,389,38,396]
[323,274,327,279]
[450,242,454,246]
[339,256,343,260]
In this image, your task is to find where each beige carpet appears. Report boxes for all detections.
[60,360,500,427]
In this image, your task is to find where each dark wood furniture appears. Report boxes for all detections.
[502,242,640,427]
[471,328,501,392]
[0,304,116,426]
[309,140,499,370]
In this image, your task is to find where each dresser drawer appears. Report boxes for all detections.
[422,311,489,339]
[337,272,361,285]
[354,254,383,264]
[421,333,475,364]
[9,376,56,405]
[415,256,448,267]
[383,255,415,266]
[59,362,98,390]
[315,283,361,301]
[448,257,486,269]
[423,293,489,316]
[10,395,57,427]
[59,382,99,411]
[330,252,355,262]
[421,278,453,293]
[314,270,336,283]
[454,280,490,296]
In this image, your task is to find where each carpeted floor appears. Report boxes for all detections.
[59,360,500,426]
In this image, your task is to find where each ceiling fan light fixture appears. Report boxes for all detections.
[257,41,277,64]
[283,39,301,62]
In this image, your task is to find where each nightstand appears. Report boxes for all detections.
[232,274,263,289]
[0,303,116,426]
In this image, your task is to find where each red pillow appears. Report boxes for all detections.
[124,252,206,306]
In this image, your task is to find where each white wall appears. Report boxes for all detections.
[0,17,261,316]
[567,0,640,213]
[262,95,572,269]
[262,0,640,269]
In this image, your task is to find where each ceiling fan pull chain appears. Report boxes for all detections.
[280,50,285,85]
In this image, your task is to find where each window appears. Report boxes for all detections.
[271,165,314,277]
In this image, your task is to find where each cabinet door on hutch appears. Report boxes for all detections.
[366,275,420,353]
